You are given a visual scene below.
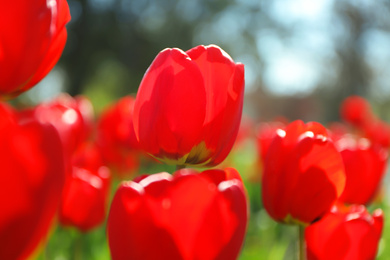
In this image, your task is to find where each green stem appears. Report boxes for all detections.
[298,225,306,260]
[43,243,48,260]
[74,232,83,260]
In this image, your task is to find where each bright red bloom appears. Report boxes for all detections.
[256,121,286,164]
[60,142,111,232]
[363,119,390,148]
[96,96,141,177]
[0,0,70,99]
[133,44,245,167]
[340,96,372,128]
[19,94,94,159]
[59,166,111,232]
[339,96,390,148]
[0,104,65,259]
[262,120,346,225]
[305,204,383,260]
[336,136,388,205]
[107,168,248,260]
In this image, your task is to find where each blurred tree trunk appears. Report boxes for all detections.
[65,0,91,96]
[324,2,371,122]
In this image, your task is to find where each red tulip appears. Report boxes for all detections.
[340,96,372,128]
[96,96,141,177]
[0,0,70,99]
[262,120,346,225]
[72,141,105,173]
[0,104,65,259]
[305,204,383,260]
[107,168,248,260]
[336,136,388,205]
[363,119,390,148]
[59,166,111,232]
[19,94,94,159]
[60,141,111,232]
[339,96,390,148]
[133,44,245,167]
[256,121,286,164]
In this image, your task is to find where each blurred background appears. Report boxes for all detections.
[18,0,390,123]
[23,0,390,259]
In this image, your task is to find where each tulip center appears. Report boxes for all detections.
[155,141,213,166]
[184,141,212,165]
[283,214,310,227]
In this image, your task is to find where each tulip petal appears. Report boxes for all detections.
[107,169,248,260]
[0,119,65,259]
[187,45,245,165]
[134,48,207,160]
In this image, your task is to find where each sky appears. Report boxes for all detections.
[257,0,335,96]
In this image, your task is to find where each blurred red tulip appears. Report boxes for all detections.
[60,141,111,232]
[256,121,286,164]
[133,44,245,167]
[72,141,105,173]
[336,136,388,205]
[59,166,111,232]
[339,95,390,148]
[96,96,141,177]
[0,104,65,259]
[305,204,383,260]
[107,168,248,260]
[0,0,70,99]
[327,122,349,143]
[262,120,346,225]
[19,94,94,159]
[363,119,390,148]
[340,96,372,128]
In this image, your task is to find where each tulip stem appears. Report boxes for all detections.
[75,232,83,260]
[298,225,306,260]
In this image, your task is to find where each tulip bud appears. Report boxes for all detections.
[305,204,383,260]
[262,120,346,225]
[133,45,245,167]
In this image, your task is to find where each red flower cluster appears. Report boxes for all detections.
[0,91,148,257]
[2,0,247,256]
[258,95,388,259]
[0,1,71,258]
[107,45,248,259]
[18,95,111,233]
[96,96,141,178]
[3,1,387,257]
